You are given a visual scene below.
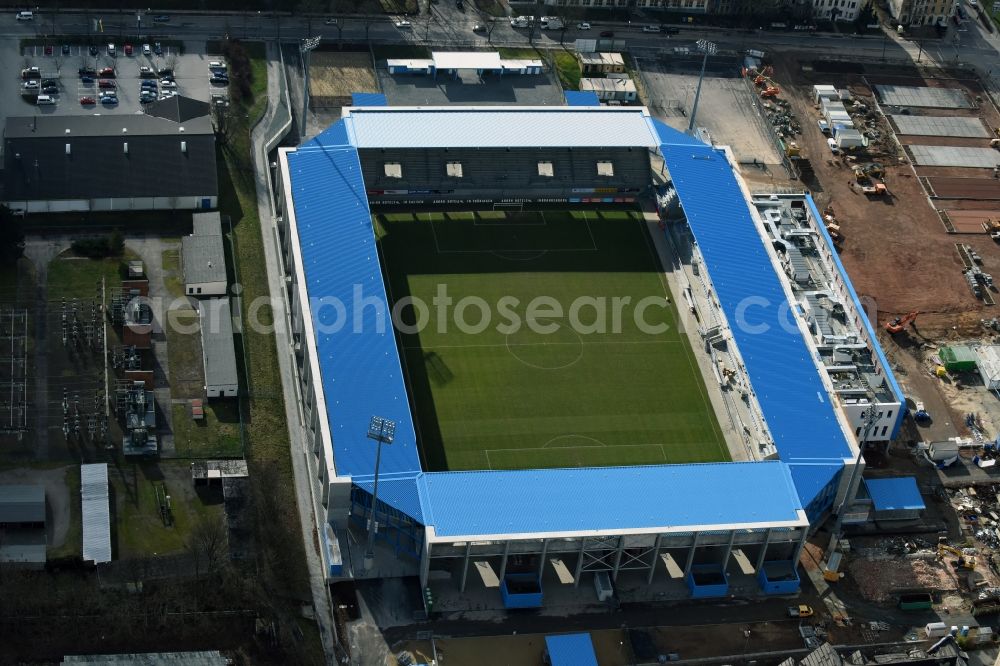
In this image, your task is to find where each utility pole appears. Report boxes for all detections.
[687,39,716,134]
[300,36,321,141]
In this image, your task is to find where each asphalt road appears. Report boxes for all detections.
[5,7,1000,72]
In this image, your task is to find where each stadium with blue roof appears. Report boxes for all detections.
[275,105,903,608]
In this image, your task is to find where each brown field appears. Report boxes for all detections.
[942,209,1000,233]
[309,51,378,104]
[928,177,1000,199]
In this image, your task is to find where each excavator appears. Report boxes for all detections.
[885,311,918,335]
[937,544,977,570]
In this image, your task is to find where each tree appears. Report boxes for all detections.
[0,206,25,264]
[187,513,229,581]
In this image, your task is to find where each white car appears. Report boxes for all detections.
[22,80,39,89]
[160,79,177,89]
[577,21,591,29]
[827,137,840,154]
[15,10,33,20]
[395,20,412,28]
[159,90,177,99]
[142,43,151,56]
[108,43,116,56]
[642,25,660,33]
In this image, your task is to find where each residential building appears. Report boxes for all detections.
[811,0,863,21]
[888,0,956,25]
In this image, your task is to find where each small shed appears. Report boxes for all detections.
[182,211,227,297]
[81,463,111,565]
[544,633,598,666]
[578,52,625,74]
[198,297,239,398]
[941,345,977,372]
[579,77,637,102]
[0,485,45,527]
[864,477,925,521]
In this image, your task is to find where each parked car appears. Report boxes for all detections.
[44,45,53,56]
[89,45,99,56]
[41,79,56,87]
[395,20,412,28]
[100,95,118,105]
[15,10,33,20]
[42,85,58,94]
[599,30,614,37]
[107,43,116,56]
[663,26,679,34]
[61,44,70,54]
[21,67,40,79]
[36,94,56,105]
[642,25,660,33]
[99,67,115,77]
[151,14,169,22]
[124,43,133,56]
[324,17,337,24]
[159,91,177,99]
[159,79,177,89]
[79,67,98,79]
[208,60,227,71]
[157,67,173,77]
[141,81,158,90]
[139,66,156,78]
[79,96,96,105]
[210,75,229,85]
[142,43,151,56]
[98,79,116,89]
[153,42,163,55]
[80,76,94,84]
[827,137,840,154]
[21,80,39,90]
[577,22,591,29]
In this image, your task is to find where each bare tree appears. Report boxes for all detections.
[188,513,229,581]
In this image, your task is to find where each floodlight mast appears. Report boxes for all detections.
[301,36,322,140]
[362,415,396,571]
[687,39,717,134]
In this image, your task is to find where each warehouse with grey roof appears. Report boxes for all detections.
[2,104,217,214]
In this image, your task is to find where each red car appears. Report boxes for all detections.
[98,79,116,89]
[124,43,133,56]
[99,67,115,77]
[79,96,96,105]
[44,44,53,55]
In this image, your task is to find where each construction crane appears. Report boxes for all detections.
[885,311,918,335]
[937,544,976,570]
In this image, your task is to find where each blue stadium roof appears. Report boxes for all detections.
[342,107,663,149]
[286,133,423,480]
[420,462,803,537]
[865,477,925,512]
[284,107,855,537]
[545,634,598,666]
[660,142,853,467]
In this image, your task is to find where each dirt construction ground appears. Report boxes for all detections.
[767,56,1000,336]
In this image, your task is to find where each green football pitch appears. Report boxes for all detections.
[376,209,728,472]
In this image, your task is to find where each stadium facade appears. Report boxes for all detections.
[275,105,904,604]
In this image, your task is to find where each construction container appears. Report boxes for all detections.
[813,84,839,103]
[925,622,949,639]
[835,128,867,149]
[929,440,960,462]
[899,593,933,611]
[940,345,978,372]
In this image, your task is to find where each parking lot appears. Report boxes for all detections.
[7,39,227,117]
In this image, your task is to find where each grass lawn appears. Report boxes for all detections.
[498,47,541,59]
[47,251,135,301]
[48,465,81,560]
[378,209,727,472]
[162,248,184,298]
[164,308,204,400]
[554,49,581,90]
[111,461,222,558]
[217,42,319,642]
[172,401,243,458]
